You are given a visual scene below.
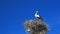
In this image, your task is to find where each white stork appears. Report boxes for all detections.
[35,11,43,20]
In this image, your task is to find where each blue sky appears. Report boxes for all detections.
[0,0,60,34]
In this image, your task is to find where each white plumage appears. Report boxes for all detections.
[35,11,40,19]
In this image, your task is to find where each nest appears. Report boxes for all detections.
[24,20,48,34]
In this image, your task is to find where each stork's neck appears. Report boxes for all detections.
[35,11,38,15]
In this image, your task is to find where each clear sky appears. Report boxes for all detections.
[0,0,60,34]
